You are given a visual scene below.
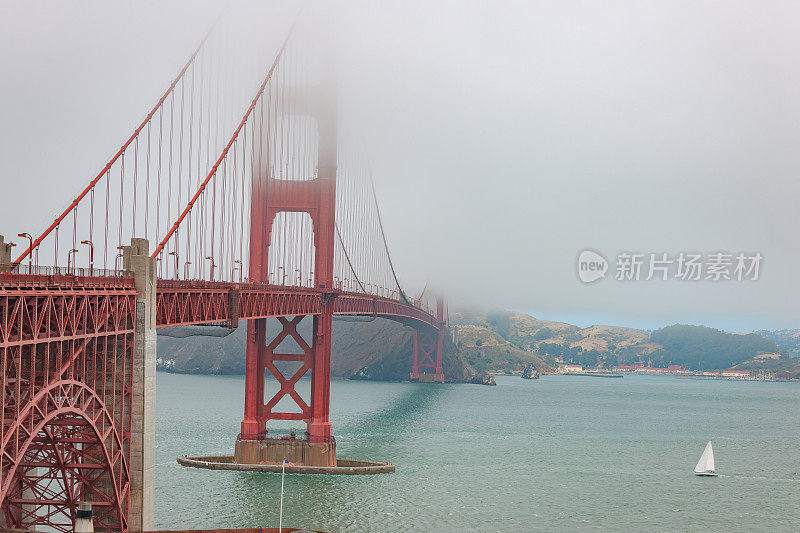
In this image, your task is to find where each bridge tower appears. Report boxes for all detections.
[410,297,446,383]
[235,78,339,467]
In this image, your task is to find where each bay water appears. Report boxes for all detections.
[155,373,800,532]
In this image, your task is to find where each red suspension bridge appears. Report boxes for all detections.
[1,18,447,532]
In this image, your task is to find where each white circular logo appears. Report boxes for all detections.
[577,249,608,283]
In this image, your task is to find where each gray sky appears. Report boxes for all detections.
[2,1,799,331]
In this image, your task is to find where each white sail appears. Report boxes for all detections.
[694,441,715,473]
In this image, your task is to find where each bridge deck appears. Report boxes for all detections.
[0,273,440,332]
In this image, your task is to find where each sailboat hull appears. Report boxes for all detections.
[694,471,718,477]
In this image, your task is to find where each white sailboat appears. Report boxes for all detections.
[693,440,718,477]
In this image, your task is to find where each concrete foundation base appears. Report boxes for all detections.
[410,372,445,383]
[178,455,394,475]
[234,437,336,467]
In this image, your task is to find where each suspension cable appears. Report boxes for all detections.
[152,25,296,259]
[335,223,367,293]
[14,23,217,266]
[367,163,411,304]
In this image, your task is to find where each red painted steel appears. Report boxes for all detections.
[0,274,441,530]
[1,277,136,532]
[154,281,439,329]
[241,109,339,441]
[1,15,449,530]
[414,330,438,371]
[411,297,445,381]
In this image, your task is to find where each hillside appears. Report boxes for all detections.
[451,311,659,370]
[726,350,800,379]
[648,325,778,370]
[450,311,785,372]
[755,329,800,357]
[449,311,557,374]
[157,310,792,379]
[157,318,474,383]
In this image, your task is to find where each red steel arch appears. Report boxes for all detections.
[2,380,129,532]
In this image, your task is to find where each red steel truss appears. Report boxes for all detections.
[1,273,136,532]
[0,271,442,530]
[155,280,440,329]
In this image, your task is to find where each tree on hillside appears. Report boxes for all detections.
[574,349,600,368]
[539,342,562,357]
[651,325,778,370]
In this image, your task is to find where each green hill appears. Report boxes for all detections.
[650,325,779,370]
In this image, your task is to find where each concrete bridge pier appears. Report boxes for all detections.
[0,235,13,272]
[123,238,156,532]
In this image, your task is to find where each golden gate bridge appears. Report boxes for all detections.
[1,15,447,532]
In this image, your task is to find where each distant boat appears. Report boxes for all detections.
[693,441,718,477]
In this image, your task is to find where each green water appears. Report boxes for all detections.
[155,373,800,532]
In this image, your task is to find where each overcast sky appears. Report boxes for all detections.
[2,1,799,332]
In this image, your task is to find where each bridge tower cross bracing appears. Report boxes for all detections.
[236,69,338,467]
[410,297,446,383]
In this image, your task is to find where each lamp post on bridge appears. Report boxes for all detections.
[67,248,79,274]
[114,246,125,272]
[233,260,242,283]
[168,251,178,279]
[205,256,216,282]
[184,261,192,280]
[17,233,33,270]
[80,240,94,274]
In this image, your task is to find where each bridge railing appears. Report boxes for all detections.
[8,264,131,277]
[0,265,133,287]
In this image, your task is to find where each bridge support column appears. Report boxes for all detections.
[410,298,446,383]
[234,312,336,467]
[409,329,444,383]
[124,238,156,532]
[308,300,334,448]
[411,331,420,376]
[240,318,266,440]
[234,55,338,468]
